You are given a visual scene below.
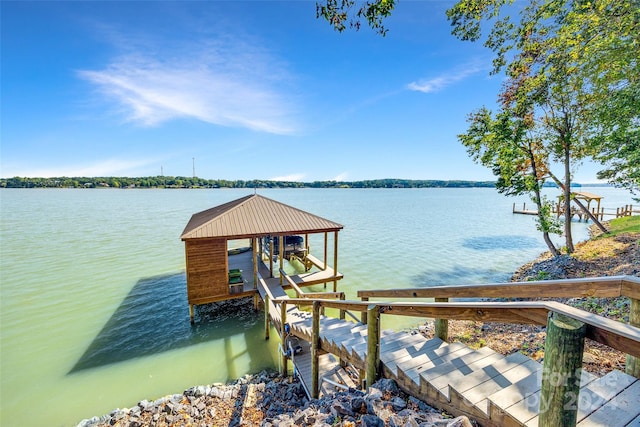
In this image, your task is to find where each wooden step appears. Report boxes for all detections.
[576,376,640,427]
[451,354,542,418]
[519,370,638,427]
[380,333,432,355]
[396,342,473,394]
[340,329,408,365]
[627,414,640,426]
[382,337,447,377]
[319,363,357,397]
[418,346,498,386]
[489,370,598,427]
[426,348,508,401]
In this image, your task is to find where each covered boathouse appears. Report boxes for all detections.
[180,194,344,322]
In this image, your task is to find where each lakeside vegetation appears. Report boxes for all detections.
[1,176,608,189]
[1,176,500,189]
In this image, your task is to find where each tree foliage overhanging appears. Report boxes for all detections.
[316,0,639,197]
[316,0,639,255]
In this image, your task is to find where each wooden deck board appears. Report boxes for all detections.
[292,342,355,398]
[417,346,497,384]
[428,351,505,400]
[457,356,542,414]
[498,370,598,427]
[399,343,472,387]
[577,380,640,427]
[627,414,640,427]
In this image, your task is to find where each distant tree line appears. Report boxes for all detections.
[0,176,500,189]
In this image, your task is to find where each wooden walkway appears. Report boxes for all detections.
[258,280,640,426]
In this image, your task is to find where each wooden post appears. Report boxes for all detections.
[279,237,284,286]
[280,302,288,376]
[366,304,380,390]
[323,232,328,270]
[189,304,195,324]
[626,298,640,378]
[539,312,586,427]
[333,230,339,292]
[361,297,369,325]
[264,294,270,340]
[339,293,345,320]
[311,301,321,398]
[253,238,258,291]
[434,298,449,342]
[269,238,274,278]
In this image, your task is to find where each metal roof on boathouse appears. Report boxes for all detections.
[180,194,343,240]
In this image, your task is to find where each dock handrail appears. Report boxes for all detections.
[356,275,639,300]
[271,276,640,426]
[274,298,640,358]
[279,267,347,319]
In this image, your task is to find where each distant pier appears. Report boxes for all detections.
[513,202,637,221]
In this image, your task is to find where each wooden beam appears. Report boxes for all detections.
[323,232,328,270]
[269,238,274,278]
[357,276,627,299]
[264,294,270,340]
[333,230,338,292]
[539,312,586,427]
[547,301,640,358]
[280,302,287,376]
[311,301,320,399]
[366,304,380,389]
[622,276,640,300]
[252,237,258,290]
[279,236,284,286]
[361,297,369,325]
[434,297,448,342]
[626,297,640,378]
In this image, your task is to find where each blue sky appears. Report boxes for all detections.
[1,1,603,182]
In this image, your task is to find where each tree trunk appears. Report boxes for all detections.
[533,184,561,256]
[528,146,561,256]
[563,148,574,253]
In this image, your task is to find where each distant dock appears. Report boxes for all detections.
[513,202,638,221]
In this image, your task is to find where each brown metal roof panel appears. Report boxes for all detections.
[180,194,343,240]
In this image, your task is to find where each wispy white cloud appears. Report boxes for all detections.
[407,63,484,94]
[77,34,298,134]
[269,173,306,182]
[331,172,349,182]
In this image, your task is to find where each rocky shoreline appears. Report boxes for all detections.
[77,372,473,427]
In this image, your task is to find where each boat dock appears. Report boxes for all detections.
[512,191,638,222]
[181,194,640,427]
[513,202,637,221]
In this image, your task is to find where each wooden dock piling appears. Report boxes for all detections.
[539,312,586,427]
[434,297,449,342]
[366,304,380,389]
[280,302,288,376]
[312,301,321,398]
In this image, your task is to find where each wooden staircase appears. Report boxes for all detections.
[279,306,640,427]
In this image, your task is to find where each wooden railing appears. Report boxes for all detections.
[268,276,639,426]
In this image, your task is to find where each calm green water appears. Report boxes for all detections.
[0,187,635,426]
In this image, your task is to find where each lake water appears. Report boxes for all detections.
[0,187,635,426]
